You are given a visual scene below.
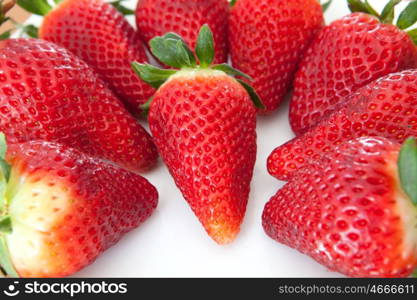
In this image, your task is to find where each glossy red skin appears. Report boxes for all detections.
[290,13,417,135]
[149,72,257,244]
[40,0,154,115]
[136,0,229,65]
[263,137,417,277]
[268,70,417,181]
[0,38,157,172]
[229,0,324,113]
[6,141,158,278]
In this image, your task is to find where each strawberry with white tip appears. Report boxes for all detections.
[0,135,158,278]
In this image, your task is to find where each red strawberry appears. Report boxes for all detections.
[0,136,158,278]
[263,136,417,277]
[229,0,324,113]
[290,1,417,135]
[0,38,157,173]
[268,69,417,181]
[135,0,229,65]
[133,26,263,244]
[18,0,154,116]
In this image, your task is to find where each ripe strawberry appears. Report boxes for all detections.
[0,136,158,278]
[135,0,229,65]
[263,137,417,277]
[290,1,417,135]
[229,0,324,113]
[0,38,157,173]
[133,26,263,244]
[18,0,154,116]
[268,69,417,181]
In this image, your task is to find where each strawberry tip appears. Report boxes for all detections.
[206,222,240,245]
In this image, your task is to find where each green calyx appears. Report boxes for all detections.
[347,0,417,45]
[398,137,417,205]
[132,25,264,112]
[0,133,17,277]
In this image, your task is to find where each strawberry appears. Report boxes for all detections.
[133,26,263,244]
[18,0,154,116]
[290,1,417,135]
[135,0,229,65]
[263,136,417,277]
[0,38,157,173]
[0,136,158,278]
[268,69,417,181]
[229,0,324,113]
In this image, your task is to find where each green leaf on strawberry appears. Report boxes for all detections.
[131,63,177,89]
[150,33,196,69]
[211,63,252,81]
[406,28,417,44]
[380,0,401,24]
[347,0,376,16]
[347,0,417,41]
[398,137,417,205]
[196,25,214,68]
[347,0,403,24]
[397,0,417,29]
[17,0,52,16]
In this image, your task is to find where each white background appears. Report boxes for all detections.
[26,0,406,277]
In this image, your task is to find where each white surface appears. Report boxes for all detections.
[25,0,402,277]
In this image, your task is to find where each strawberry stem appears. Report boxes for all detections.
[398,137,417,205]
